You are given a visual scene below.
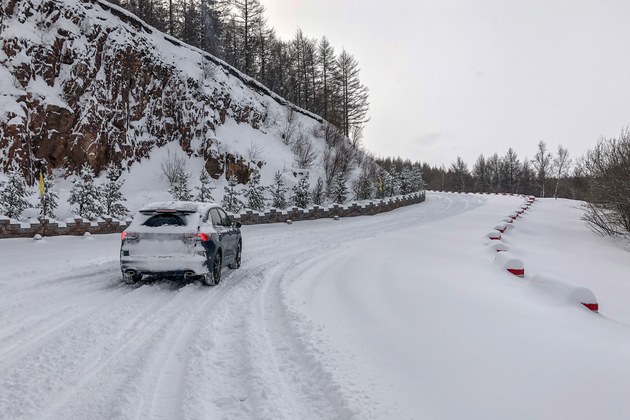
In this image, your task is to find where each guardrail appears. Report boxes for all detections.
[0,191,426,238]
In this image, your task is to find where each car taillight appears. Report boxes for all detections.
[122,232,138,241]
[198,233,209,242]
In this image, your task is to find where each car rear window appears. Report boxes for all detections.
[142,213,187,227]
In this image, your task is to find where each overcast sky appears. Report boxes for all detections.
[263,0,630,167]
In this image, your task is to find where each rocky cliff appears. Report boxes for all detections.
[0,0,324,183]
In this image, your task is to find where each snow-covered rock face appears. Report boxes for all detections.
[0,0,322,181]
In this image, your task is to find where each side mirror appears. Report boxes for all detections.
[234,222,242,229]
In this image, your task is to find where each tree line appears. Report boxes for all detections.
[379,130,630,237]
[378,141,573,198]
[109,0,369,137]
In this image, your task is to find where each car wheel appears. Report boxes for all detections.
[229,242,242,269]
[123,272,142,285]
[202,252,222,286]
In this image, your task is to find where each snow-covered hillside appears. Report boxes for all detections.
[1,193,628,419]
[0,0,377,220]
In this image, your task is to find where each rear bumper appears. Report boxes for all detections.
[120,255,209,275]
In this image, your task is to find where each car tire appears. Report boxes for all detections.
[202,252,222,286]
[229,242,242,269]
[123,273,142,285]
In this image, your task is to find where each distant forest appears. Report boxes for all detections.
[109,0,369,138]
[378,141,582,199]
[379,131,630,237]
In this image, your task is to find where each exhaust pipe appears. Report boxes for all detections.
[126,270,136,277]
[183,270,195,279]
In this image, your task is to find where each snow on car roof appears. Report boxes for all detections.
[139,201,221,214]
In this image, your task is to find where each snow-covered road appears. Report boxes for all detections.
[1,193,629,420]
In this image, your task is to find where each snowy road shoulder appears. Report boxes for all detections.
[284,194,630,419]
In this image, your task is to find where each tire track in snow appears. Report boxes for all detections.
[38,273,249,420]
[0,193,483,420]
[0,271,126,374]
[139,275,244,420]
[158,193,483,419]
[1,282,212,419]
[248,257,369,419]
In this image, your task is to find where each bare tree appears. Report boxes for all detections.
[161,150,190,194]
[532,140,553,197]
[322,141,353,191]
[246,141,264,161]
[350,124,364,149]
[581,129,630,235]
[552,145,571,198]
[230,0,266,75]
[322,122,345,148]
[292,133,317,169]
[336,49,369,137]
[503,148,521,193]
[316,37,337,122]
[279,107,299,145]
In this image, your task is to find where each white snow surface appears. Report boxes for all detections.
[0,193,629,419]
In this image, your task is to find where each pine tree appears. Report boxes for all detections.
[449,157,469,192]
[291,175,310,208]
[37,173,59,220]
[399,167,413,195]
[196,169,216,202]
[312,177,325,205]
[168,168,192,201]
[243,168,266,211]
[270,170,288,209]
[222,175,243,213]
[352,171,375,200]
[101,164,128,218]
[472,155,489,192]
[410,166,426,192]
[330,173,348,204]
[383,171,400,197]
[486,153,502,192]
[69,164,103,220]
[0,166,30,219]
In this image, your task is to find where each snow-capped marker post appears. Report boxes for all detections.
[494,252,525,277]
[488,241,509,253]
[487,231,501,241]
[495,223,508,233]
[572,288,599,312]
[531,275,600,313]
[509,212,519,220]
[33,234,43,241]
[502,217,514,224]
